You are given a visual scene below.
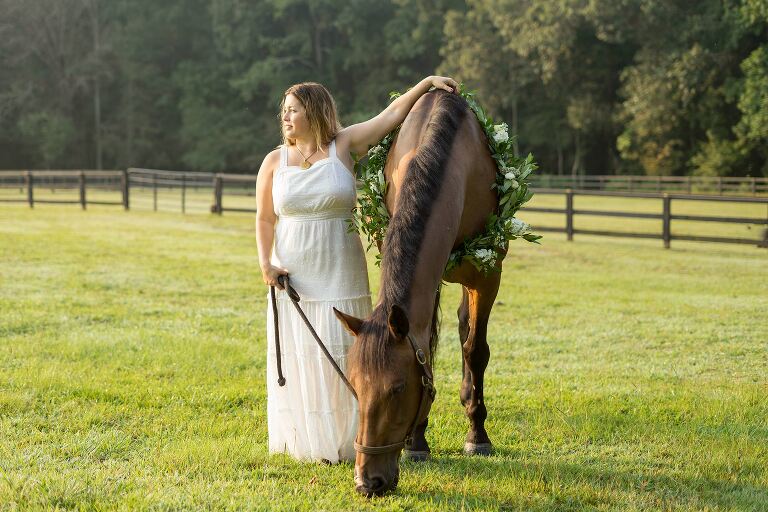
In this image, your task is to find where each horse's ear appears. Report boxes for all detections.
[388,304,409,340]
[333,307,363,336]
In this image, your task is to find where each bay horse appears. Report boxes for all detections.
[334,89,503,497]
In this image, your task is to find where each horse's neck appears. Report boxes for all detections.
[378,207,458,340]
[378,90,473,342]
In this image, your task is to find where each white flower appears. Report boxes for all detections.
[504,170,516,180]
[492,123,509,143]
[505,217,530,236]
[368,145,384,157]
[473,248,496,265]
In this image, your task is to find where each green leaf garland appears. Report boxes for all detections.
[349,84,541,275]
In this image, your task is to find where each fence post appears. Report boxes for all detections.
[565,188,574,241]
[657,176,662,192]
[181,173,186,214]
[79,171,87,210]
[26,171,34,208]
[717,176,723,195]
[213,175,223,215]
[662,193,671,249]
[763,205,768,248]
[153,173,158,211]
[687,176,692,194]
[122,170,130,210]
[751,177,756,196]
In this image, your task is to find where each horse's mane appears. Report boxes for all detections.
[355,90,468,373]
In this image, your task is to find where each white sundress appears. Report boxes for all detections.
[266,139,372,462]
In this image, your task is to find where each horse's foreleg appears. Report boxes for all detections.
[403,418,430,461]
[404,286,442,463]
[461,272,501,455]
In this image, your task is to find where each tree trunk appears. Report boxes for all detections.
[88,0,102,169]
[511,96,519,157]
[571,131,582,177]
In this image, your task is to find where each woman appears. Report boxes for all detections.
[255,75,458,463]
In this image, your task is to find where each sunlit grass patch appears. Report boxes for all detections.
[1,205,766,510]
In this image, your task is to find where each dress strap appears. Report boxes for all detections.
[279,145,288,168]
[329,139,337,160]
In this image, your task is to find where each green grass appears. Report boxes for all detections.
[0,204,766,511]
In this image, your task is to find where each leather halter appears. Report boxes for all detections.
[353,333,436,455]
[270,275,436,456]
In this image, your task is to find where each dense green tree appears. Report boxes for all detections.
[0,0,765,176]
[442,0,637,175]
[617,0,767,176]
[0,0,94,168]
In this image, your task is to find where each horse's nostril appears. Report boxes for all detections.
[356,476,388,497]
[369,476,385,491]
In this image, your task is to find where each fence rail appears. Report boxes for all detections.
[528,189,768,248]
[530,174,768,196]
[2,170,766,248]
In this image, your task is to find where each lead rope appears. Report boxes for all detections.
[270,275,358,400]
[270,284,286,387]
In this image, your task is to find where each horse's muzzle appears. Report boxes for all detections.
[355,475,398,497]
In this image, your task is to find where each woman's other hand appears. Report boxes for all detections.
[430,75,459,93]
[262,264,289,289]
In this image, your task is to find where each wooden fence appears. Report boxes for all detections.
[0,170,125,208]
[530,174,768,196]
[2,169,766,248]
[528,189,768,248]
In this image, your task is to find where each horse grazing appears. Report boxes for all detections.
[334,89,504,497]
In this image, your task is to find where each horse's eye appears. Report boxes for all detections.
[391,383,406,396]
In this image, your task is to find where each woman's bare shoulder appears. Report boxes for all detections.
[335,128,352,146]
[334,131,356,155]
[259,147,282,177]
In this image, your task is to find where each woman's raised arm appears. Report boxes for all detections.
[338,75,458,156]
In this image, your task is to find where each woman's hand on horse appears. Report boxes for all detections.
[339,75,459,155]
[430,76,459,93]
[263,264,289,289]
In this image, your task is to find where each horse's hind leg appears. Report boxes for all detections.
[457,286,471,407]
[458,270,501,455]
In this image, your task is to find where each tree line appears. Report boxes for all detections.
[0,0,766,177]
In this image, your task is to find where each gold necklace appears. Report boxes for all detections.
[295,144,319,170]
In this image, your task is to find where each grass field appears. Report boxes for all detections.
[1,204,767,511]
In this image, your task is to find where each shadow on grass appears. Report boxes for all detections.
[397,447,768,510]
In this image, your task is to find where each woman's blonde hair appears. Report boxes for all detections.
[279,82,342,150]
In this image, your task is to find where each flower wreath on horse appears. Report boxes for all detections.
[350,84,541,274]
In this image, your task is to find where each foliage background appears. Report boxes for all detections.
[0,0,766,177]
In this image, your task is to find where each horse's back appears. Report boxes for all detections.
[385,91,497,255]
[451,103,497,247]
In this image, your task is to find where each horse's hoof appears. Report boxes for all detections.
[402,449,431,462]
[464,442,493,456]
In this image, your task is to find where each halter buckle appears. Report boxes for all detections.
[422,375,436,399]
[415,348,427,365]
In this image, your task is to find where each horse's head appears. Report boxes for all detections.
[333,304,434,497]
